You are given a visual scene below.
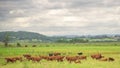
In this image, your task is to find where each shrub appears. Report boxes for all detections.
[17,42,21,47]
[32,45,36,47]
[25,45,28,47]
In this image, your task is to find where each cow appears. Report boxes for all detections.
[14,57,23,62]
[47,56,56,61]
[99,58,108,61]
[31,57,42,62]
[91,53,103,60]
[99,57,115,62]
[74,60,81,63]
[76,55,87,60]
[23,54,31,58]
[55,56,65,62]
[23,54,32,61]
[66,56,79,63]
[40,55,52,61]
[5,57,16,63]
[108,57,115,61]
[26,57,32,61]
[40,56,47,59]
[40,55,50,60]
[53,52,61,56]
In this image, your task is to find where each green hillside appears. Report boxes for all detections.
[0,31,120,43]
[0,31,51,42]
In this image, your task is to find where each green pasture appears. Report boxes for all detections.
[0,42,120,68]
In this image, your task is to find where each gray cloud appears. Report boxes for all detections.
[49,0,120,8]
[0,0,120,36]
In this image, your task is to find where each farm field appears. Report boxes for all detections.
[0,42,120,68]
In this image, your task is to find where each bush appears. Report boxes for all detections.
[32,45,36,47]
[17,42,21,47]
[25,45,28,47]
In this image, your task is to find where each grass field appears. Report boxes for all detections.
[0,42,120,68]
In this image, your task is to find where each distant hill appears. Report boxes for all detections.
[52,34,120,42]
[0,31,120,43]
[0,31,51,42]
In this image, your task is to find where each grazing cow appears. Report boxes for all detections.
[77,52,83,55]
[76,55,87,60]
[91,54,103,60]
[99,57,115,62]
[74,60,81,63]
[53,52,61,56]
[40,56,51,61]
[23,54,32,61]
[108,57,115,61]
[14,57,23,62]
[47,56,56,61]
[55,56,65,62]
[99,58,108,61]
[31,57,42,62]
[40,56,48,60]
[26,57,32,61]
[23,54,31,58]
[5,57,16,63]
[45,56,64,62]
[66,56,79,63]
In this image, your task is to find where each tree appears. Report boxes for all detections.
[70,38,89,43]
[117,38,120,41]
[56,38,69,43]
[3,34,9,47]
[17,42,21,47]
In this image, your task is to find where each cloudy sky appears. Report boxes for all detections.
[0,0,120,36]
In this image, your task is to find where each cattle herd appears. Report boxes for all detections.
[5,52,115,64]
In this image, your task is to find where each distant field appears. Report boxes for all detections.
[0,42,120,68]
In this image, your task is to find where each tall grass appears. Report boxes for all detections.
[0,42,120,68]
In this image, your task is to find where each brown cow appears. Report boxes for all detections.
[99,57,115,62]
[23,54,31,58]
[99,58,108,61]
[74,60,81,63]
[14,57,23,62]
[47,56,56,61]
[26,57,32,61]
[31,57,42,62]
[23,54,32,61]
[40,56,49,60]
[76,55,87,60]
[66,56,79,63]
[55,56,65,62]
[91,54,103,60]
[53,52,61,56]
[108,57,115,61]
[5,57,16,63]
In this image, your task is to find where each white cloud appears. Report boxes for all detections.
[9,9,25,14]
[63,16,79,22]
